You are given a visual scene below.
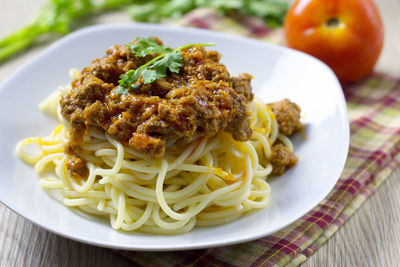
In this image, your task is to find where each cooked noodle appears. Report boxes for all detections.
[16,69,294,234]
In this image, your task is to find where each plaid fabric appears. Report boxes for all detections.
[117,8,400,266]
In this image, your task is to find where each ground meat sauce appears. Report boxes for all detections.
[60,38,301,178]
[60,38,255,176]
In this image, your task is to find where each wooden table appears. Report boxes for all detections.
[1,0,399,266]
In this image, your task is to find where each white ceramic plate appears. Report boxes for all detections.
[0,24,349,251]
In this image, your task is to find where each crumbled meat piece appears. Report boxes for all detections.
[66,155,88,179]
[270,144,297,175]
[230,73,253,101]
[60,38,253,160]
[267,99,302,136]
[129,132,166,157]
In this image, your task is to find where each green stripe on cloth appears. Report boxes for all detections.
[116,8,400,267]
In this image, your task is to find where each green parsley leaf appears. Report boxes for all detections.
[144,50,183,83]
[117,37,215,94]
[128,37,172,57]
[115,85,130,95]
[163,50,183,73]
[141,69,158,84]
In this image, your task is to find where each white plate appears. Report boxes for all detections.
[0,24,349,251]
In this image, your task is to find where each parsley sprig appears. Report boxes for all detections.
[116,37,215,95]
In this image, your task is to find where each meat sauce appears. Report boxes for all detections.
[60,38,301,177]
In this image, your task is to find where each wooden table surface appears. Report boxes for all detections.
[0,0,399,266]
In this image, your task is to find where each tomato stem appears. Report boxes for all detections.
[325,17,341,28]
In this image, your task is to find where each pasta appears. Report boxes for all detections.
[15,68,297,234]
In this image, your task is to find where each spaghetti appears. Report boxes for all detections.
[17,45,299,234]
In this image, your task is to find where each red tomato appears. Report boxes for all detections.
[284,0,384,83]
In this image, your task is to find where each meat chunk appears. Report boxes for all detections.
[230,73,253,101]
[270,144,297,175]
[267,99,302,136]
[67,155,89,179]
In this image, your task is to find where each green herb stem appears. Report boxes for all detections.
[140,42,215,69]
[177,42,216,51]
